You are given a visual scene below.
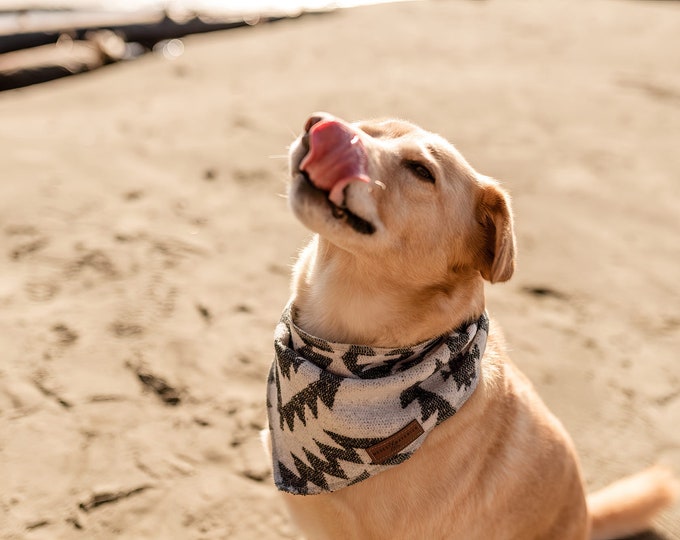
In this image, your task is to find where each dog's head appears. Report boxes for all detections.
[288,112,515,287]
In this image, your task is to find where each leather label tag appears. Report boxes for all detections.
[366,419,425,465]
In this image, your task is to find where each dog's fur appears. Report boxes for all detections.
[265,113,677,539]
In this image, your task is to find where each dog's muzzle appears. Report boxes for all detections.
[294,114,377,235]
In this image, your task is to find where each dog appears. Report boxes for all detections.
[263,112,677,539]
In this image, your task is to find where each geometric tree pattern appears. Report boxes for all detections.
[267,307,489,495]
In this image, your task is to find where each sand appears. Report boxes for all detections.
[1,1,679,538]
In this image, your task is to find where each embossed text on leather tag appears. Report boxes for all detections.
[366,419,425,465]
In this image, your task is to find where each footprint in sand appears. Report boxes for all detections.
[24,280,60,302]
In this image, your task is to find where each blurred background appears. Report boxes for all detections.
[1,1,679,538]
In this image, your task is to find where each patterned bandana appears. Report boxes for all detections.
[266,304,489,496]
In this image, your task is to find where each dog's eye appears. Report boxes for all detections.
[405,160,435,184]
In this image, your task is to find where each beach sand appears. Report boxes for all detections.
[1,1,679,538]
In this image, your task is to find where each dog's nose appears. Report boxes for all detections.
[304,112,332,133]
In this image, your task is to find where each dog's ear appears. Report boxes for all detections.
[475,178,516,283]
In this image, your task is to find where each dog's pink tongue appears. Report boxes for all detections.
[300,120,370,206]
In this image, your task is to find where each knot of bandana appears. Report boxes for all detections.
[266,305,489,495]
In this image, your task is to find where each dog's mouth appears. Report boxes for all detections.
[294,118,376,236]
[298,169,376,235]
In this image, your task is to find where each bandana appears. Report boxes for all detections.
[266,305,489,496]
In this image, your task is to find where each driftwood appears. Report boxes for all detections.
[0,8,299,91]
[0,31,128,90]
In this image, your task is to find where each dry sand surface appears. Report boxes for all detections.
[1,1,679,538]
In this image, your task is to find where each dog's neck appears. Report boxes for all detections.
[290,236,486,347]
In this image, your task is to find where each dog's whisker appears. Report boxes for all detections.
[373,180,387,190]
[268,154,289,159]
